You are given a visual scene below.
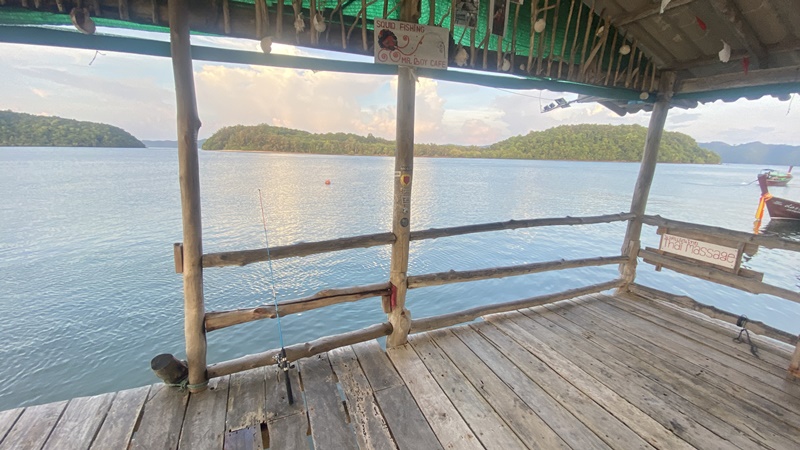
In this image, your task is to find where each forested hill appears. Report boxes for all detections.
[0,111,144,148]
[203,123,720,164]
[699,141,800,165]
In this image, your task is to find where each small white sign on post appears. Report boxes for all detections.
[374,19,449,70]
[658,233,739,269]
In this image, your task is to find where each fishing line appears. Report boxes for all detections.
[258,188,294,404]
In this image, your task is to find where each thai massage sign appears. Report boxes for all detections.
[658,233,739,269]
[374,19,449,69]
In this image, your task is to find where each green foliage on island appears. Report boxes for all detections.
[0,111,145,148]
[202,123,720,164]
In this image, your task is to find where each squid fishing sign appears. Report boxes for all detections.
[374,19,449,70]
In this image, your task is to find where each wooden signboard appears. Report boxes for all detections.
[374,19,449,69]
[659,233,739,269]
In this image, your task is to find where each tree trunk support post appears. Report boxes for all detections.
[169,0,208,392]
[619,71,676,291]
[790,337,800,379]
[387,0,419,348]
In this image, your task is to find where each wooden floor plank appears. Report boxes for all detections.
[453,326,612,450]
[387,343,482,450]
[179,376,231,450]
[352,341,403,391]
[0,401,67,450]
[605,294,790,376]
[589,297,800,402]
[90,385,150,450]
[328,346,396,450]
[555,300,800,449]
[513,305,748,450]
[42,393,114,450]
[265,365,304,422]
[267,413,308,450]
[483,311,694,450]
[473,322,655,450]
[582,298,800,413]
[224,425,263,450]
[0,408,24,445]
[408,333,528,450]
[299,353,358,450]
[373,384,444,450]
[227,367,267,431]
[129,383,189,450]
[429,328,570,450]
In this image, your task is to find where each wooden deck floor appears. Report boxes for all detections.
[1,292,799,450]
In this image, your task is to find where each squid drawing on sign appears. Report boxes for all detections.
[377,29,446,64]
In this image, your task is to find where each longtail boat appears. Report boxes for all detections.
[757,173,800,220]
[761,167,793,186]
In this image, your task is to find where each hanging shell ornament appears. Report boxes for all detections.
[639,92,650,100]
[619,44,631,55]
[294,14,306,33]
[502,57,511,72]
[533,18,546,33]
[718,40,731,63]
[313,12,326,33]
[660,0,672,14]
[260,37,273,54]
[70,7,96,35]
[454,47,469,67]
[595,26,604,37]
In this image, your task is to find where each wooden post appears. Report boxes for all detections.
[789,338,800,379]
[387,0,418,348]
[169,0,207,392]
[618,71,676,290]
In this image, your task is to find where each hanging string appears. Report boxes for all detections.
[258,189,285,350]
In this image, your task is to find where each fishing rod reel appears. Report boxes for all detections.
[275,347,295,404]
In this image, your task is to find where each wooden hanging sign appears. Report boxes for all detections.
[374,19,449,69]
[658,232,739,269]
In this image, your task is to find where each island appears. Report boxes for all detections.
[0,110,145,148]
[202,123,720,164]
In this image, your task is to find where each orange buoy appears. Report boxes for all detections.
[324,179,331,185]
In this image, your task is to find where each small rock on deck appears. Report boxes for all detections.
[1,292,799,449]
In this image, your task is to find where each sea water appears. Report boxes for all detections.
[1,147,798,410]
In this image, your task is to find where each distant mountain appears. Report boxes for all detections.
[699,141,800,165]
[0,110,144,148]
[143,139,206,148]
[203,123,720,164]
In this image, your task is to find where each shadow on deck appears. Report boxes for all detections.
[1,292,799,449]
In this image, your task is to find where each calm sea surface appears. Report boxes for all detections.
[1,147,799,410]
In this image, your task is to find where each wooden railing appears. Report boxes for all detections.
[199,213,633,378]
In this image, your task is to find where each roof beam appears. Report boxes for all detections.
[615,0,697,27]
[676,65,800,93]
[706,0,769,69]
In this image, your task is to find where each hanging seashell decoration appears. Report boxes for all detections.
[260,37,273,54]
[619,44,631,55]
[70,7,96,35]
[595,26,604,37]
[718,40,731,62]
[313,12,326,33]
[454,47,469,67]
[294,14,306,33]
[502,57,511,72]
[533,18,546,34]
[639,92,649,100]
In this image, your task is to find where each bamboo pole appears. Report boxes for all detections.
[566,0,583,79]
[639,249,800,304]
[470,27,475,68]
[150,0,158,24]
[429,0,435,25]
[207,322,392,378]
[642,215,800,253]
[169,0,207,393]
[119,0,129,20]
[535,0,549,75]
[255,0,263,39]
[361,0,368,51]
[205,283,391,331]
[557,0,575,79]
[546,0,560,77]
[510,2,520,73]
[604,27,617,86]
[526,1,538,73]
[385,0,418,348]
[628,283,797,350]
[618,71,676,289]
[223,0,231,34]
[575,0,593,80]
[410,279,624,333]
[203,232,396,268]
[624,40,638,87]
[277,0,283,37]
[408,255,626,288]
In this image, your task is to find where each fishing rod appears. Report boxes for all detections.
[258,189,294,405]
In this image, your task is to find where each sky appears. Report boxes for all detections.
[1,28,799,146]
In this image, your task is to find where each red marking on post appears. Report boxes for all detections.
[390,283,397,310]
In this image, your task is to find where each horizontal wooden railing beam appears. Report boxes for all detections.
[205,282,391,332]
[408,256,627,289]
[203,232,396,268]
[202,213,634,269]
[409,213,635,241]
[206,322,393,378]
[639,249,800,304]
[642,215,800,253]
[410,279,625,334]
[627,283,797,349]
